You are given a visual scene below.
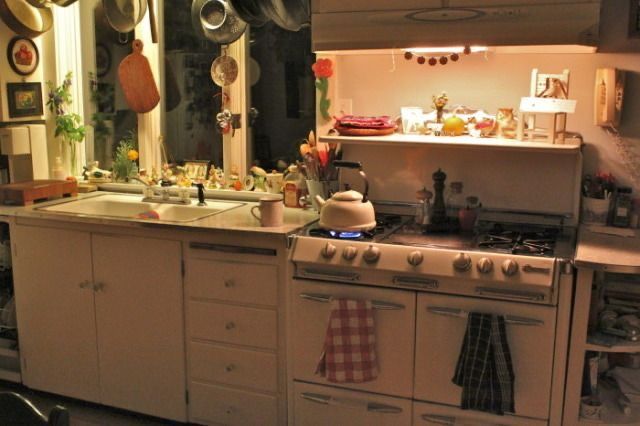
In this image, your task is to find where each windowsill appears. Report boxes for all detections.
[96,182,282,202]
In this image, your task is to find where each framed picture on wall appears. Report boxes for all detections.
[183,160,210,181]
[7,82,44,118]
[7,36,39,76]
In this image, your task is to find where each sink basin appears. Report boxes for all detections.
[36,193,244,223]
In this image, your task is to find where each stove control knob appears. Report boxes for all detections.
[477,257,494,274]
[453,253,472,272]
[342,246,358,261]
[363,245,381,264]
[407,251,424,267]
[502,259,519,276]
[321,242,337,259]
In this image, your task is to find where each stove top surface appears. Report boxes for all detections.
[303,213,576,259]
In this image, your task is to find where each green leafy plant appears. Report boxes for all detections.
[112,130,139,182]
[46,71,85,176]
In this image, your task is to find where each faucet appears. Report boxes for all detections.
[196,183,207,206]
[130,176,191,205]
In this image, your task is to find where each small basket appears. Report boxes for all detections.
[581,196,610,225]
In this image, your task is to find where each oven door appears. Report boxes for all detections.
[414,292,557,420]
[292,279,416,398]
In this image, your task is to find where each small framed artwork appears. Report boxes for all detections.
[7,36,39,76]
[7,82,44,118]
[96,43,111,77]
[183,160,210,181]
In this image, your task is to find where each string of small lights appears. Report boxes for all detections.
[404,45,472,66]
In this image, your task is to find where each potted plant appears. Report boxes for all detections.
[581,172,615,225]
[46,72,85,177]
[112,130,139,182]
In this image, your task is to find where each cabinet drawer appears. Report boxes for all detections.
[413,400,546,426]
[190,381,277,426]
[190,342,277,392]
[189,301,277,349]
[187,259,278,306]
[294,381,412,426]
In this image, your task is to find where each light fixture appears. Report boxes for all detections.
[403,45,486,67]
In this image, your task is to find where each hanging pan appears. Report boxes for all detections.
[259,0,309,31]
[227,0,267,27]
[102,0,147,34]
[197,0,246,44]
[0,0,53,38]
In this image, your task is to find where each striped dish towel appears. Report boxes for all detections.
[315,298,379,383]
[452,312,515,415]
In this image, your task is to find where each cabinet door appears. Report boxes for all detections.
[92,234,186,422]
[12,225,100,402]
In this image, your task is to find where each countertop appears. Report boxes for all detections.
[574,225,640,273]
[0,191,319,236]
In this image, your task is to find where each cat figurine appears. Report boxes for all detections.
[495,108,518,139]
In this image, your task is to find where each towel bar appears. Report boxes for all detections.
[427,306,544,326]
[299,293,405,310]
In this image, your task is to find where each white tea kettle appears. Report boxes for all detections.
[315,161,376,232]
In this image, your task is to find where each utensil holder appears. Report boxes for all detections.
[581,196,610,225]
[305,180,338,211]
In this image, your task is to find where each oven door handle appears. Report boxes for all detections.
[299,293,405,310]
[420,413,508,425]
[475,286,546,302]
[300,392,403,414]
[300,268,360,282]
[427,306,544,326]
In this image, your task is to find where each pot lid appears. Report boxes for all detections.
[332,190,363,202]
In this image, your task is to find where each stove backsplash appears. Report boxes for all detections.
[339,144,581,224]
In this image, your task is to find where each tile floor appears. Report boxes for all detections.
[0,380,183,425]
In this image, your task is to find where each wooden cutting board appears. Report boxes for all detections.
[0,180,78,205]
[118,39,160,114]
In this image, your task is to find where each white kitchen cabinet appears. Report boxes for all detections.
[184,240,285,425]
[12,225,186,422]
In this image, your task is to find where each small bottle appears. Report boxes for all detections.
[415,187,428,225]
[446,181,464,218]
[52,156,66,180]
[283,165,303,208]
[613,187,633,228]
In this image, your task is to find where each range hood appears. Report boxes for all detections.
[312,0,602,52]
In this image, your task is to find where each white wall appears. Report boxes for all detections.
[332,50,640,211]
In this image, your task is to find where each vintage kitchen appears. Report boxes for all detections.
[0,0,638,425]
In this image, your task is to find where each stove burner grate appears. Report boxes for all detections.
[477,229,558,255]
[307,214,404,241]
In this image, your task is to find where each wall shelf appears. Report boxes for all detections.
[319,134,582,154]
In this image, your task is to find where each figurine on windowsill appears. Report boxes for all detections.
[83,161,112,183]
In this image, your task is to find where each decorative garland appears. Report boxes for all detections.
[404,45,471,67]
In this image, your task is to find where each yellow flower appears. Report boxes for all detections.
[127,149,139,161]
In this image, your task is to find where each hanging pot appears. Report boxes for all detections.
[0,0,53,38]
[102,0,147,34]
[198,0,246,44]
[315,161,376,232]
[25,0,78,6]
[227,0,267,27]
[259,0,309,31]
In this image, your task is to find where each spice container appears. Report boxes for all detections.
[612,187,632,228]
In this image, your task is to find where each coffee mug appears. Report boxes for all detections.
[265,173,284,194]
[251,197,283,227]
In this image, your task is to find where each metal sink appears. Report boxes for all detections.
[36,193,244,223]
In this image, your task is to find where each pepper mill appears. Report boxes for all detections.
[430,168,447,224]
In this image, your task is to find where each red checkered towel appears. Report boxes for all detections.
[315,298,379,383]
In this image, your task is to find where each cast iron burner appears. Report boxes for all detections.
[477,227,559,256]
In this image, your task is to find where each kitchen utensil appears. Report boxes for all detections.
[0,0,53,38]
[198,0,247,44]
[251,197,283,227]
[228,0,267,26]
[102,0,147,34]
[118,39,160,114]
[315,161,376,232]
[210,54,238,86]
[147,0,157,43]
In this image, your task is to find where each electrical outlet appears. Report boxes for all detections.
[337,99,353,115]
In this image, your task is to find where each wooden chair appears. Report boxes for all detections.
[0,391,70,426]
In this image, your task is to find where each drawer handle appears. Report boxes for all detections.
[420,414,455,425]
[189,242,276,256]
[224,280,235,288]
[301,268,360,282]
[522,264,552,274]
[427,306,544,326]
[225,321,236,330]
[299,293,405,310]
[224,364,235,372]
[392,276,439,289]
[300,392,402,414]
[475,286,546,302]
